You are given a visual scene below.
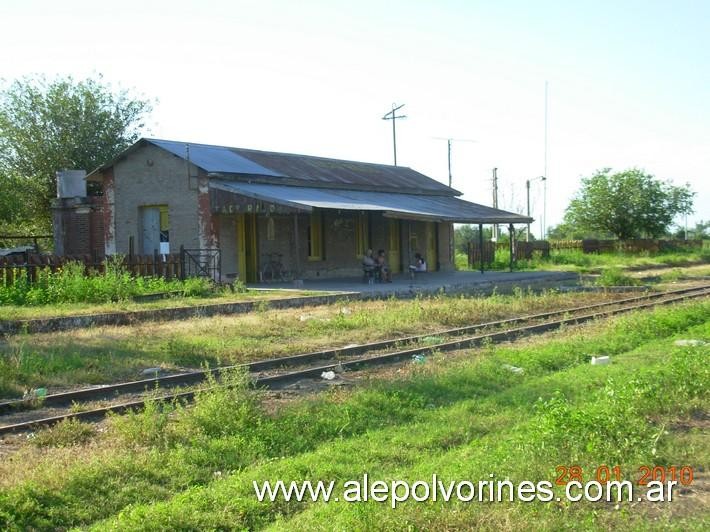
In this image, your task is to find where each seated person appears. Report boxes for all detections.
[362,249,377,280]
[376,249,392,282]
[408,252,427,275]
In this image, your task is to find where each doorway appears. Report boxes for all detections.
[387,219,401,273]
[236,213,258,283]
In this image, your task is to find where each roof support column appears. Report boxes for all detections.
[478,223,484,274]
[509,223,515,272]
[293,213,303,287]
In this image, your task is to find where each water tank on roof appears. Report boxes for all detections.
[56,169,87,198]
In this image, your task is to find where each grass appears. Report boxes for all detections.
[0,290,623,399]
[0,287,321,321]
[456,247,710,275]
[595,267,641,287]
[0,258,216,306]
[0,300,707,530]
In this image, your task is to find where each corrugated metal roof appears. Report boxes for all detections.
[142,138,454,195]
[211,180,532,224]
[148,139,285,177]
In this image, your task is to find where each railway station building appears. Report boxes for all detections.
[77,138,531,282]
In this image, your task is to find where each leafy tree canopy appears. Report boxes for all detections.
[0,74,152,232]
[561,168,694,240]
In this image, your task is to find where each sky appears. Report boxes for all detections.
[1,0,708,233]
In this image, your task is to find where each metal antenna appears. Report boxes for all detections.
[432,137,477,188]
[382,103,406,166]
[492,168,499,241]
[543,81,549,239]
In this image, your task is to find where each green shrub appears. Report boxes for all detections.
[596,267,640,287]
[0,257,215,306]
[29,418,96,448]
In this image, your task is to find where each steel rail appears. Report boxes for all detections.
[1,284,705,416]
[0,285,708,435]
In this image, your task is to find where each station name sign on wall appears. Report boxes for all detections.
[210,189,303,215]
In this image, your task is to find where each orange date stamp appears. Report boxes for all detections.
[555,465,694,486]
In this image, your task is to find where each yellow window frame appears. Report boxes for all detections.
[158,205,169,231]
[354,213,369,258]
[308,211,323,261]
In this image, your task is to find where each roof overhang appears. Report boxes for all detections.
[210,180,533,224]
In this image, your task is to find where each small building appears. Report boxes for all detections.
[77,138,530,281]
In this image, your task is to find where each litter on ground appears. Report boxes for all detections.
[674,339,707,347]
[591,356,611,365]
[502,364,524,375]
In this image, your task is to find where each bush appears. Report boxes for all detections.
[596,267,640,287]
[29,418,96,448]
[0,258,215,306]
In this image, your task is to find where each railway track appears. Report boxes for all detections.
[1,284,708,435]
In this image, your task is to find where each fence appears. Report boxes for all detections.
[0,252,186,287]
[0,234,53,253]
[466,241,496,269]
[549,239,704,254]
[466,238,704,270]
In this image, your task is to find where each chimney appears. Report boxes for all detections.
[56,169,87,198]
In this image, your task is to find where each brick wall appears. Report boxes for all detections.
[52,197,105,257]
[216,210,453,281]
[111,143,204,255]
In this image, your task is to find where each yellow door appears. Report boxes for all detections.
[425,222,437,271]
[388,220,400,273]
[236,214,258,283]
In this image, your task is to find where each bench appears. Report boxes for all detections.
[363,265,382,284]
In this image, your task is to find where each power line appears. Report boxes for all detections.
[382,103,406,166]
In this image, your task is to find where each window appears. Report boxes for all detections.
[308,211,323,261]
[354,213,369,257]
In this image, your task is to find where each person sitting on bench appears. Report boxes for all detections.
[376,249,392,282]
[408,252,427,277]
[362,249,378,282]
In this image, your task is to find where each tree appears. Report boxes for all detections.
[670,220,710,240]
[561,168,694,240]
[0,75,152,232]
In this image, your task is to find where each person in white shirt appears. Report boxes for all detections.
[408,252,427,274]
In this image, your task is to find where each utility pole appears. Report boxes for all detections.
[433,137,477,188]
[382,103,406,166]
[492,168,499,241]
[526,176,546,241]
[526,179,531,242]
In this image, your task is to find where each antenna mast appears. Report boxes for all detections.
[382,103,406,166]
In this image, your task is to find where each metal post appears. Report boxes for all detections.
[543,177,547,240]
[526,179,531,242]
[509,224,514,272]
[179,245,185,280]
[492,168,498,241]
[478,223,484,274]
[392,114,397,166]
[293,213,302,285]
[447,139,452,188]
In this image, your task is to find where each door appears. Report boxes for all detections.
[236,214,258,283]
[387,219,400,273]
[425,222,438,271]
[141,207,161,254]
